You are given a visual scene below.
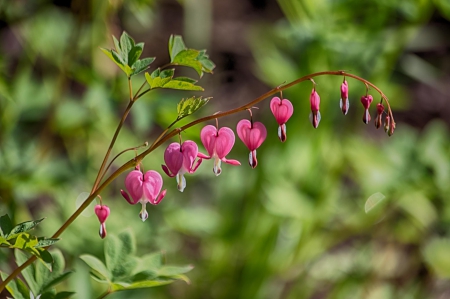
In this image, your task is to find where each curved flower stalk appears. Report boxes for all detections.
[236,119,267,168]
[199,125,240,176]
[270,96,294,142]
[161,140,202,192]
[120,167,167,221]
[0,67,398,292]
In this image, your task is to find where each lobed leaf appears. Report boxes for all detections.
[162,80,204,91]
[128,42,144,67]
[14,233,39,249]
[8,218,45,238]
[130,57,155,76]
[177,96,211,119]
[34,238,60,248]
[168,35,187,61]
[80,254,111,281]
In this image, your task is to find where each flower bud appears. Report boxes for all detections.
[360,95,373,124]
[94,205,110,239]
[340,80,349,115]
[375,103,384,129]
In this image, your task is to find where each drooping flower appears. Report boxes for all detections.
[309,88,321,128]
[236,119,267,168]
[360,95,373,124]
[161,140,202,192]
[375,102,384,129]
[198,125,240,176]
[270,96,294,142]
[94,204,110,239]
[120,168,167,221]
[340,80,349,115]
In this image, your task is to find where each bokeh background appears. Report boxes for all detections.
[1,0,450,298]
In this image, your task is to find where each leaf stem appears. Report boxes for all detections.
[0,70,394,292]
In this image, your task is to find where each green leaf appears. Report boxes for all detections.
[158,265,194,276]
[41,272,73,294]
[145,69,174,89]
[100,48,132,77]
[173,77,198,84]
[0,272,30,299]
[35,238,60,248]
[168,35,186,61]
[162,80,204,91]
[0,236,10,246]
[80,254,111,281]
[364,192,386,213]
[128,42,144,67]
[7,218,44,238]
[0,214,13,237]
[172,49,203,76]
[197,49,215,73]
[32,248,54,272]
[54,292,76,299]
[14,233,39,249]
[131,57,155,76]
[177,96,211,120]
[119,31,134,64]
[105,229,137,280]
[112,36,121,55]
[15,249,39,296]
[110,279,174,292]
[37,249,68,293]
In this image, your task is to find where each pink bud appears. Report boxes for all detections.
[236,119,267,168]
[199,125,240,176]
[375,103,384,129]
[94,205,110,239]
[309,88,321,128]
[388,120,395,136]
[162,141,202,192]
[120,169,166,221]
[270,97,294,142]
[360,95,373,124]
[340,80,349,115]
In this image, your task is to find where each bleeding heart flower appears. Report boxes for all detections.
[236,119,267,168]
[120,168,167,221]
[270,97,294,142]
[340,80,349,115]
[360,95,373,124]
[94,204,110,239]
[161,140,202,192]
[309,88,321,128]
[198,125,240,176]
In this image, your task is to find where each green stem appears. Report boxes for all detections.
[0,70,394,291]
[97,289,112,299]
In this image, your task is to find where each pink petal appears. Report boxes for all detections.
[121,190,137,205]
[270,97,294,125]
[200,125,217,157]
[125,170,144,203]
[222,158,241,166]
[237,120,267,151]
[164,143,183,175]
[94,205,110,223]
[153,189,167,205]
[197,152,210,159]
[310,89,320,112]
[237,119,252,149]
[215,127,235,159]
[142,170,163,203]
[248,122,267,150]
[181,140,199,172]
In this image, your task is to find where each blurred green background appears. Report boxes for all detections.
[1,0,450,298]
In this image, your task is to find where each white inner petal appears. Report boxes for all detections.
[213,157,222,176]
[176,173,186,192]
